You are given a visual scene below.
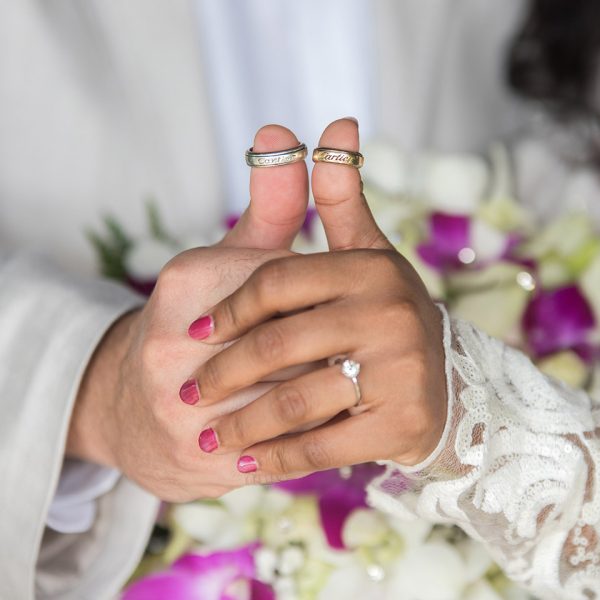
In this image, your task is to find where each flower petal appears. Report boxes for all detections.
[319,486,365,549]
[122,571,202,600]
[417,213,471,270]
[523,285,596,356]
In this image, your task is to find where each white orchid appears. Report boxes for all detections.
[124,237,180,281]
[423,153,489,215]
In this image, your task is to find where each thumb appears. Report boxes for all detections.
[220,125,308,250]
[312,118,392,251]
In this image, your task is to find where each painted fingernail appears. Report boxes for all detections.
[237,455,258,473]
[198,428,218,453]
[188,315,214,340]
[179,379,200,405]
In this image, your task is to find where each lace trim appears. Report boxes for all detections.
[368,313,600,599]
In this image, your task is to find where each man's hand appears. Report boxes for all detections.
[67,125,308,501]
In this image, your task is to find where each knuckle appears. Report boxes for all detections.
[397,402,430,451]
[267,444,289,474]
[370,248,402,275]
[254,259,289,305]
[202,358,224,394]
[253,323,286,363]
[384,299,422,334]
[140,334,164,370]
[151,393,178,431]
[303,436,329,470]
[225,414,246,449]
[221,296,242,332]
[171,441,193,471]
[155,255,187,293]
[273,385,310,425]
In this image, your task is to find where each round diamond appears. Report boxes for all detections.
[341,359,360,378]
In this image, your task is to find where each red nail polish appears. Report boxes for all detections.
[179,379,200,405]
[237,455,258,473]
[198,428,218,453]
[188,315,214,340]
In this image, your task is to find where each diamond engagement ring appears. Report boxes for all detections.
[335,358,362,408]
[245,143,308,168]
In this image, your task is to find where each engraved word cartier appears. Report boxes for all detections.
[245,143,308,168]
[312,147,364,169]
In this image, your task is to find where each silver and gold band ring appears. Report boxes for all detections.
[245,143,308,168]
[312,147,364,169]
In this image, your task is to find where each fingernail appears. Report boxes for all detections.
[198,428,218,453]
[179,379,200,405]
[188,315,214,340]
[237,455,258,473]
[343,116,358,125]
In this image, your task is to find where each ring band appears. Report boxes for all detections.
[312,147,364,169]
[335,358,362,408]
[245,143,307,168]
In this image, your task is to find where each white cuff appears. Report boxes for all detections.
[47,459,121,534]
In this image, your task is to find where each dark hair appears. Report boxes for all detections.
[507,0,600,118]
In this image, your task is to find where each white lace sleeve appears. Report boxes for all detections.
[367,306,600,599]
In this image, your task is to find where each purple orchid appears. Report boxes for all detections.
[125,275,157,297]
[122,545,274,600]
[300,207,319,239]
[275,464,388,550]
[417,212,471,270]
[225,214,240,230]
[523,285,597,358]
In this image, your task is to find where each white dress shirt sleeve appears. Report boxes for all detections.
[0,252,159,600]
[47,461,121,534]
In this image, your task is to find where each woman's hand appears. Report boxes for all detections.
[184,119,448,482]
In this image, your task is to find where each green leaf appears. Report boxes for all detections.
[146,198,171,242]
[86,218,132,282]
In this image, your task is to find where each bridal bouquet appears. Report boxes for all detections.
[90,143,599,600]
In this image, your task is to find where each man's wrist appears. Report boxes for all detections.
[66,309,140,468]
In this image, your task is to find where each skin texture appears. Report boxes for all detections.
[69,118,448,499]
[67,125,309,501]
[188,119,448,483]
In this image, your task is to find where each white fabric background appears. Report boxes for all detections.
[195,0,377,213]
[0,0,537,276]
